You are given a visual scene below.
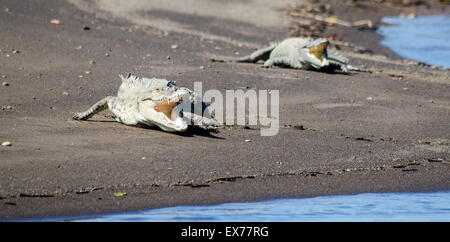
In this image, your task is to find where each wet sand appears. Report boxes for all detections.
[0,0,449,220]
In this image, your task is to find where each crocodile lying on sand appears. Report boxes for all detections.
[235,37,369,73]
[73,74,217,132]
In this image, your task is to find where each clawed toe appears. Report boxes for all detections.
[72,113,85,120]
[198,125,219,133]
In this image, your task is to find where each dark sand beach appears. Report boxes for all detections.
[0,0,449,220]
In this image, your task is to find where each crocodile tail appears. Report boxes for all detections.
[234,43,277,63]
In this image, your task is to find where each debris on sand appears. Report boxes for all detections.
[50,19,61,25]
[1,141,12,147]
[1,105,14,110]
[114,192,127,197]
[428,158,444,163]
[287,0,445,53]
[287,0,374,53]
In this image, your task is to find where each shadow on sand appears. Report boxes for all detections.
[81,119,224,139]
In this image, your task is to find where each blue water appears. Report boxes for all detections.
[378,14,450,68]
[31,191,445,222]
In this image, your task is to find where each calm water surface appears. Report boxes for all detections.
[378,14,450,68]
[52,191,450,222]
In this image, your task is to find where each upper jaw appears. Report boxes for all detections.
[144,90,190,132]
[144,88,190,103]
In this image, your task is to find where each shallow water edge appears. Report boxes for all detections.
[8,190,449,222]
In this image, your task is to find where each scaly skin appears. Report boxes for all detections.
[235,37,369,73]
[73,74,218,132]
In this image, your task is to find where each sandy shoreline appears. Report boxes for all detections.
[0,0,449,220]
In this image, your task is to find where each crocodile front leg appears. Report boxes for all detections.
[73,96,113,120]
[182,112,218,130]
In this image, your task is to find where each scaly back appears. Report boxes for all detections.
[270,37,314,59]
[117,74,175,100]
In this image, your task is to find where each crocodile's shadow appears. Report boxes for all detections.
[271,65,358,75]
[82,120,224,139]
[178,126,224,139]
[243,62,364,75]
[139,124,224,139]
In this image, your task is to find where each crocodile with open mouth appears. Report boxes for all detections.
[73,74,217,132]
[235,37,368,73]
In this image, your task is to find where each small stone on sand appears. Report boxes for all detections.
[1,141,12,147]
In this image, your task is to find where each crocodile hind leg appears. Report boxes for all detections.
[264,57,303,69]
[73,96,113,120]
[235,45,276,63]
[345,64,371,73]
